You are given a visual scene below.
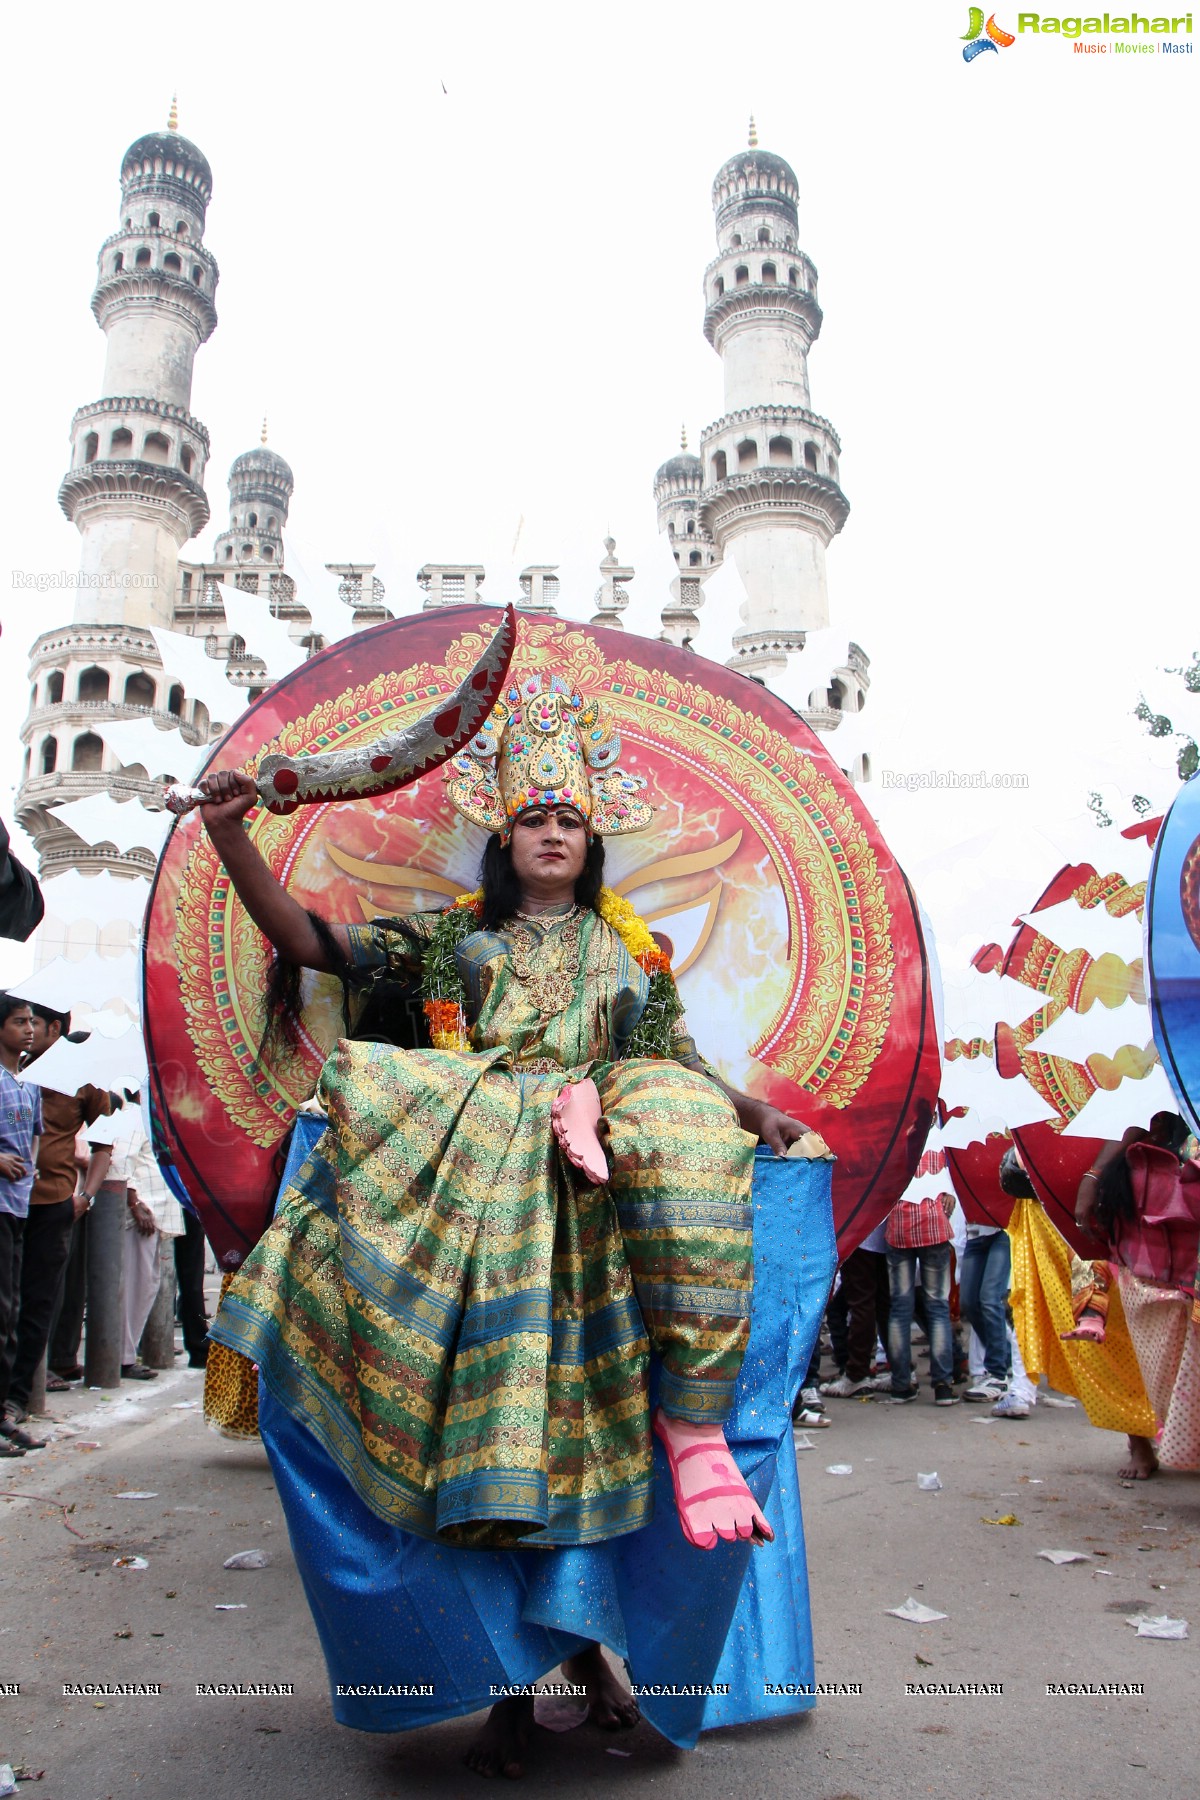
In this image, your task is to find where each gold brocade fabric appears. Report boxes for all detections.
[202,1275,261,1440]
[212,909,757,1548]
[1007,1199,1155,1438]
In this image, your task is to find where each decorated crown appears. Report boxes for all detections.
[443,672,653,840]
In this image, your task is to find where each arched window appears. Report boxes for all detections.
[77,666,110,703]
[124,672,156,708]
[768,435,792,464]
[737,438,757,469]
[111,427,133,456]
[828,679,848,712]
[168,684,185,717]
[240,544,253,559]
[761,262,777,284]
[757,228,770,244]
[788,266,798,287]
[191,265,202,284]
[730,234,742,248]
[163,252,182,273]
[175,220,188,236]
[147,211,160,227]
[143,431,170,464]
[180,446,193,474]
[224,546,233,560]
[828,455,839,481]
[734,265,749,286]
[688,551,701,567]
[685,519,695,534]
[714,276,725,298]
[262,544,275,560]
[113,252,124,274]
[192,701,211,738]
[83,432,99,463]
[803,442,820,472]
[41,737,58,774]
[135,247,151,267]
[46,671,64,704]
[248,513,258,527]
[71,731,104,772]
[711,449,727,482]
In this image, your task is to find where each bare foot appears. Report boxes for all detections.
[562,1643,640,1731]
[654,1409,774,1549]
[463,1694,535,1779]
[1117,1435,1159,1481]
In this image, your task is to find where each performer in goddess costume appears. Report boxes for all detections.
[198,673,820,1774]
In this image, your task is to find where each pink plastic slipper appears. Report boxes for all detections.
[551,1078,609,1186]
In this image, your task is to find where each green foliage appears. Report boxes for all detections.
[418,905,479,1003]
[624,967,685,1061]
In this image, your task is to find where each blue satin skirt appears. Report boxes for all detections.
[259,1141,836,1750]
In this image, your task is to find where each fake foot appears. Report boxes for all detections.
[463,1694,535,1779]
[1118,1435,1159,1481]
[653,1409,774,1550]
[561,1643,640,1731]
[551,1078,609,1186]
[1061,1310,1106,1343]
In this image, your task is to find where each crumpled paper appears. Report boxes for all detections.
[223,1549,271,1570]
[1037,1549,1091,1565]
[917,1472,942,1491]
[1126,1614,1188,1639]
[825,1463,853,1476]
[981,1514,1021,1526]
[886,1597,948,1624]
[111,1555,148,1569]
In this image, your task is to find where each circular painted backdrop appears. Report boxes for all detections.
[145,610,939,1265]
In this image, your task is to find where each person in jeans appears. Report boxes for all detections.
[960,1222,1012,1402]
[820,1221,891,1398]
[0,994,43,1456]
[5,1005,111,1425]
[884,1190,960,1406]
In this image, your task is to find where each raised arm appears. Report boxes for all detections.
[198,770,350,973]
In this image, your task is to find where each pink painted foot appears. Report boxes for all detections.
[653,1409,774,1550]
[1060,1311,1106,1343]
[551,1078,609,1186]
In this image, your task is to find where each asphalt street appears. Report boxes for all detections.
[1,1365,1195,1800]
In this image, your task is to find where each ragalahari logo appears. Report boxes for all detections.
[962,8,1017,57]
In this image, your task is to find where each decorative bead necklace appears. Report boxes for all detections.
[506,907,583,1018]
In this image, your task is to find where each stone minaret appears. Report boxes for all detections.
[698,121,849,678]
[654,427,718,649]
[17,106,218,878]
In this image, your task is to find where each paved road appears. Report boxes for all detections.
[1,1368,1194,1799]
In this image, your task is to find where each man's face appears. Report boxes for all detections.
[27,1014,61,1061]
[509,807,589,891]
[0,1006,35,1059]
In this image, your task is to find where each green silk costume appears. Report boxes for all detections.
[212,905,757,1549]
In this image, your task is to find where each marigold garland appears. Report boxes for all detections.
[419,886,680,1057]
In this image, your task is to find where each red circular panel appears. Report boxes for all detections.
[145,611,938,1266]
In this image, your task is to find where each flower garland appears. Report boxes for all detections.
[418,887,682,1058]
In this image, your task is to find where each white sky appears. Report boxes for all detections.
[0,2,1195,987]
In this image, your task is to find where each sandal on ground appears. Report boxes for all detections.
[653,1411,774,1550]
[551,1079,609,1186]
[120,1363,159,1381]
[45,1373,73,1392]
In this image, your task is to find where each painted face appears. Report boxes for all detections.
[508,806,589,894]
